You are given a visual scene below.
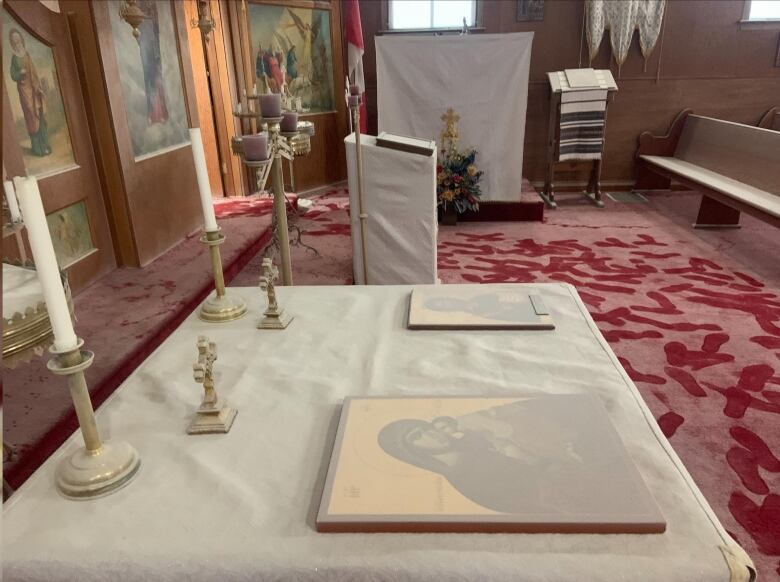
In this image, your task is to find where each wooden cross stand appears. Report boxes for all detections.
[188,336,237,434]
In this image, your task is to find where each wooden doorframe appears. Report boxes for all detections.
[204,0,243,197]
[2,0,116,291]
[184,0,225,198]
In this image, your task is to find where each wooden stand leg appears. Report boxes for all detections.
[694,195,741,229]
[541,94,559,209]
[583,159,605,208]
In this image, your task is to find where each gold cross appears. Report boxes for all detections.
[441,107,460,128]
[440,107,460,151]
[193,335,218,406]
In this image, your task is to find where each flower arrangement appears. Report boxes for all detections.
[436,147,483,213]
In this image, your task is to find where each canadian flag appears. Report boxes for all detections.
[344,0,367,133]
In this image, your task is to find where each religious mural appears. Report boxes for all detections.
[248,4,335,113]
[109,0,189,158]
[318,396,664,534]
[2,8,75,177]
[46,200,95,268]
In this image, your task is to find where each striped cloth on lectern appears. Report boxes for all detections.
[558,89,608,161]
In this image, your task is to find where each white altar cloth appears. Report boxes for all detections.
[2,263,44,319]
[377,33,533,202]
[3,285,750,582]
[345,134,437,285]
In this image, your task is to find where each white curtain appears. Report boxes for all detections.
[586,0,666,68]
[376,33,533,202]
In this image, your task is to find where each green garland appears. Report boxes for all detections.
[436,147,483,213]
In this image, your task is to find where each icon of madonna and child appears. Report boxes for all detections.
[375,396,653,518]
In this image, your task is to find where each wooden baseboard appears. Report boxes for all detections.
[458,200,545,222]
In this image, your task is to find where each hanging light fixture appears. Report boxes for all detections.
[192,0,216,41]
[119,0,147,39]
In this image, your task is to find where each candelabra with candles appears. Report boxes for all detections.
[14,176,140,499]
[230,90,299,286]
[347,85,369,284]
[190,128,248,322]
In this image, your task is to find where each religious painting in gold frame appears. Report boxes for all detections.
[247,2,335,113]
[2,6,76,178]
[108,0,190,159]
[317,395,665,533]
[46,200,95,269]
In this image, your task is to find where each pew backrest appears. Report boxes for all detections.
[673,115,780,195]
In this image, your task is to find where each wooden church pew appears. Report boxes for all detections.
[634,111,780,228]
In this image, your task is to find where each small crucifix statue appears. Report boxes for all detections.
[258,258,293,329]
[187,335,237,434]
[440,107,460,153]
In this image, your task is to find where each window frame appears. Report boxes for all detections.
[381,0,484,35]
[740,0,780,28]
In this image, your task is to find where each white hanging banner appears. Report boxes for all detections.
[376,33,533,202]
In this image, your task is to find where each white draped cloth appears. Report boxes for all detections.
[376,33,533,202]
[2,284,752,582]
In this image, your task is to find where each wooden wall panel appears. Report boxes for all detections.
[184,0,224,197]
[359,0,780,187]
[3,0,116,292]
[63,0,204,267]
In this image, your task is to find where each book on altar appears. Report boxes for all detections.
[375,132,436,156]
[316,394,666,533]
[406,286,555,330]
[564,68,600,88]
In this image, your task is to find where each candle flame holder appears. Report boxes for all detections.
[48,339,140,499]
[199,227,248,323]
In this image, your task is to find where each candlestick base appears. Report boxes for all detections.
[187,399,237,434]
[55,441,141,500]
[258,308,293,330]
[48,342,141,499]
[199,292,248,323]
[198,229,248,323]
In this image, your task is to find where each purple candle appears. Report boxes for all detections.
[243,133,269,161]
[348,95,360,108]
[259,93,282,118]
[280,111,299,133]
[349,84,360,96]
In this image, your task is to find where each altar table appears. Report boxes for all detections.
[3,284,752,581]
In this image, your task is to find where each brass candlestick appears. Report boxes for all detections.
[350,102,369,284]
[48,339,140,499]
[199,227,247,323]
[267,119,294,286]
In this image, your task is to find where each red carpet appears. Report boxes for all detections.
[232,186,780,579]
[3,208,273,489]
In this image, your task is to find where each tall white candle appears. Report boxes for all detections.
[189,128,218,232]
[4,179,21,222]
[14,176,78,351]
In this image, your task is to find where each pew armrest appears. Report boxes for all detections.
[757,107,778,130]
[636,109,693,157]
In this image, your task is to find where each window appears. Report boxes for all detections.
[745,0,780,20]
[389,0,477,31]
